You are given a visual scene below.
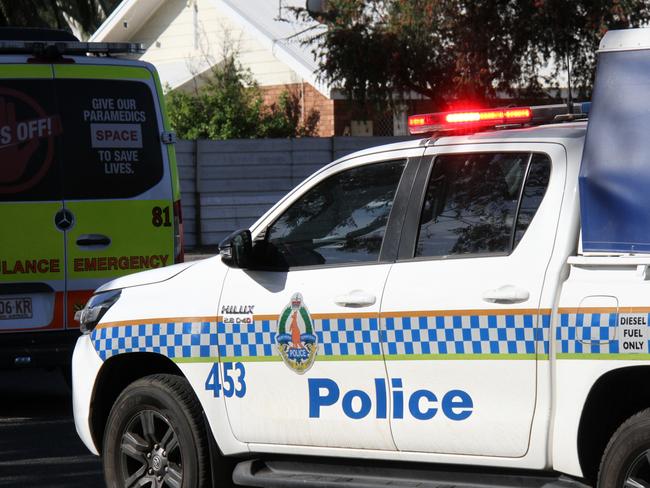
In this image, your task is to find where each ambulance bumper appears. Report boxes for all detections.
[0,329,80,369]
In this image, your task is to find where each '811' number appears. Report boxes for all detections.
[204,362,246,398]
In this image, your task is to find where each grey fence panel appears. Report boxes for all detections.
[332,136,413,161]
[177,136,415,247]
[176,141,198,248]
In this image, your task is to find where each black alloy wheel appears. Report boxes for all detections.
[623,450,650,488]
[103,374,211,488]
[119,409,182,487]
[599,408,650,487]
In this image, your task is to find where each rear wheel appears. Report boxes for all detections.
[103,374,210,488]
[598,409,650,487]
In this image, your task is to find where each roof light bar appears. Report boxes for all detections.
[0,41,144,56]
[408,103,589,136]
[408,107,532,135]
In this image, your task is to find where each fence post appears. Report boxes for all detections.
[194,139,202,248]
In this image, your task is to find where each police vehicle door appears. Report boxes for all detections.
[216,150,421,450]
[0,63,66,335]
[381,144,564,457]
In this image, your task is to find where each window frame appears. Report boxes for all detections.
[397,149,554,262]
[249,151,424,272]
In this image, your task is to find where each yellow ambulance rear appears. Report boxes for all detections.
[0,30,182,369]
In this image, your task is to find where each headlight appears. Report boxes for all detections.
[74,289,121,334]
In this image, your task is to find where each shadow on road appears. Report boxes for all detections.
[0,368,104,487]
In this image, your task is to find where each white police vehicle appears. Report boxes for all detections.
[73,28,650,488]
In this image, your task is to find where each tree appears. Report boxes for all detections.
[0,0,120,39]
[297,0,650,108]
[165,55,320,140]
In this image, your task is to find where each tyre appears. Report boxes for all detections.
[598,408,650,487]
[103,374,211,488]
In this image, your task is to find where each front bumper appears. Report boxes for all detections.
[72,334,104,456]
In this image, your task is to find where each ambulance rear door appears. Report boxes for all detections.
[0,61,66,335]
[53,61,175,324]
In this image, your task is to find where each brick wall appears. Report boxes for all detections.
[261,83,335,137]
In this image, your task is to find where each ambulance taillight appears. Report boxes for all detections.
[173,199,184,263]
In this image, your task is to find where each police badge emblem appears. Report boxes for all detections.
[276,293,317,374]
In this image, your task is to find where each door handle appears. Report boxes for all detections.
[334,290,376,308]
[76,234,111,249]
[482,285,530,304]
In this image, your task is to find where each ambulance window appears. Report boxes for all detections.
[264,160,406,268]
[415,152,529,257]
[55,79,163,199]
[0,80,62,202]
[513,153,551,247]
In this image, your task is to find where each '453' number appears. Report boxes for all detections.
[205,362,246,398]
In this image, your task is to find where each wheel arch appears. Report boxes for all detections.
[577,365,650,483]
[89,352,185,453]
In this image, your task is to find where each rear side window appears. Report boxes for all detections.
[56,79,163,199]
[0,79,62,202]
[415,152,551,258]
[514,154,551,247]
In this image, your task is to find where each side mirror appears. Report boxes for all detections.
[218,229,253,268]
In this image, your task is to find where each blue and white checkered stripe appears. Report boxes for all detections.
[217,320,276,359]
[557,311,622,354]
[217,317,382,358]
[319,317,383,356]
[92,312,552,361]
[382,313,549,356]
[92,320,218,361]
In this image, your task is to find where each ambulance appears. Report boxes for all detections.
[73,27,650,488]
[0,29,182,371]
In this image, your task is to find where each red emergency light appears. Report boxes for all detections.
[408,107,533,135]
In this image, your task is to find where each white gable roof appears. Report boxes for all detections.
[215,0,328,95]
[90,0,165,42]
[90,0,330,97]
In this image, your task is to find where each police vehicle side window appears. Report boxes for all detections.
[415,152,550,257]
[263,160,406,268]
[513,153,551,247]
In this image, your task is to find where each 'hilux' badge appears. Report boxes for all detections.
[276,293,317,374]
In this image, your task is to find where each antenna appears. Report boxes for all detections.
[566,46,573,113]
[274,0,289,22]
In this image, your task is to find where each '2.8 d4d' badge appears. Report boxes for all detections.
[276,293,317,374]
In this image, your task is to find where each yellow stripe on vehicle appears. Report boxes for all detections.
[53,65,151,80]
[0,64,52,79]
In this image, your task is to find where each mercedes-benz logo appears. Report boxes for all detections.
[54,208,74,231]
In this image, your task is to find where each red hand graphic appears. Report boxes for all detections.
[0,96,40,184]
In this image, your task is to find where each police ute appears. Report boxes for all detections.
[73,27,650,488]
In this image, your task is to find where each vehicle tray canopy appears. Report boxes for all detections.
[580,30,650,253]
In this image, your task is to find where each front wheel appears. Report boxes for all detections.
[599,408,650,487]
[103,374,210,488]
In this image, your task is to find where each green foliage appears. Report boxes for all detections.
[0,0,120,38]
[166,56,320,140]
[297,0,650,107]
[260,90,321,138]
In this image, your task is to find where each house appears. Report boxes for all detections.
[91,0,411,137]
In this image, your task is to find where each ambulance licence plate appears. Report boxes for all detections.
[0,297,33,320]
